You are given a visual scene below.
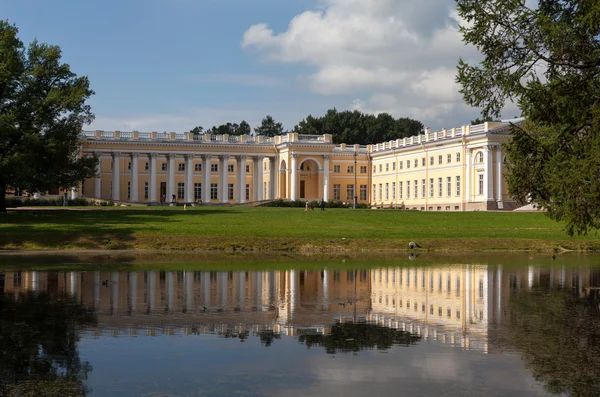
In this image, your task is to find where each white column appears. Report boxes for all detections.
[166,271,174,314]
[94,151,102,199]
[483,145,493,202]
[202,154,212,203]
[69,271,78,296]
[236,155,246,203]
[220,155,229,203]
[130,271,138,313]
[465,149,471,203]
[111,152,121,201]
[323,270,329,311]
[252,156,260,201]
[290,154,298,201]
[256,156,264,201]
[110,272,119,315]
[496,266,502,325]
[148,153,157,203]
[70,187,78,200]
[185,154,194,203]
[496,146,503,206]
[323,154,330,201]
[167,153,176,203]
[130,152,139,202]
[184,271,193,312]
[528,265,534,289]
[270,157,277,199]
[148,271,156,312]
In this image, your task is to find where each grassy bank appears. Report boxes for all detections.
[0,206,598,253]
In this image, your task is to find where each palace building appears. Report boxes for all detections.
[75,119,520,210]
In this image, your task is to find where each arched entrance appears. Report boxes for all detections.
[298,159,320,199]
[279,159,287,199]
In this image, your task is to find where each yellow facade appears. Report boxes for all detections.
[75,121,517,210]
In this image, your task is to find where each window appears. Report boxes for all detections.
[176,183,184,200]
[379,183,383,200]
[360,166,367,173]
[385,183,389,200]
[195,163,202,171]
[127,182,131,199]
[477,152,484,163]
[347,165,354,174]
[346,184,354,201]
[128,162,131,170]
[422,158,426,167]
[385,163,389,172]
[447,275,451,294]
[456,276,461,297]
[144,182,148,199]
[421,179,425,198]
[456,310,460,319]
[264,162,267,171]
[246,184,250,200]
[456,152,461,162]
[392,162,396,171]
[228,164,234,173]
[447,177,451,196]
[379,164,382,172]
[438,178,442,197]
[438,155,442,164]
[228,184,234,200]
[211,164,218,172]
[334,165,341,173]
[456,176,461,196]
[430,156,434,166]
[399,182,403,199]
[333,184,341,200]
[194,183,201,200]
[479,174,484,195]
[210,183,218,200]
[246,165,250,173]
[413,180,418,199]
[399,161,403,170]
[429,178,434,198]
[406,160,410,169]
[145,162,149,170]
[414,159,418,168]
[360,184,367,201]
[447,308,452,318]
[178,163,185,171]
[392,182,396,200]
[406,181,410,199]
[430,305,434,315]
[161,163,167,171]
[372,184,376,200]
[447,154,452,163]
[373,165,376,173]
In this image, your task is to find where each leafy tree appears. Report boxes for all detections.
[294,108,423,145]
[455,1,600,235]
[254,115,284,137]
[189,125,203,136]
[470,116,495,125]
[0,21,97,213]
[237,120,251,136]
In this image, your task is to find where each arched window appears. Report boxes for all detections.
[476,152,483,163]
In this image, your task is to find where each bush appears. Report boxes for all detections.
[263,199,368,209]
[5,197,92,208]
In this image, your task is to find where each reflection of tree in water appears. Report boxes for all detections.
[0,292,97,397]
[298,322,421,355]
[255,330,281,347]
[508,287,600,396]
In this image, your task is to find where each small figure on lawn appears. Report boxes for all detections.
[320,199,325,211]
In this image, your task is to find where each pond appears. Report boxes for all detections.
[1,254,599,396]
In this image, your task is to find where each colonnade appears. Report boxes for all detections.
[93,151,279,204]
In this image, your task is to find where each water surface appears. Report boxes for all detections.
[1,256,599,396]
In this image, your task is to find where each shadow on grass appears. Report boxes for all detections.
[0,208,238,250]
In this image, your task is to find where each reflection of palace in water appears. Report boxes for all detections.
[1,264,597,352]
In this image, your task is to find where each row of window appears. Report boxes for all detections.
[332,165,368,174]
[332,184,368,201]
[125,182,270,201]
[374,152,463,173]
[122,162,260,173]
[377,296,462,320]
[373,176,462,201]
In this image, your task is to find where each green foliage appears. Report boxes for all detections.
[263,199,369,209]
[254,115,284,137]
[204,120,251,136]
[456,0,600,235]
[294,108,423,145]
[6,197,91,208]
[189,125,203,135]
[0,20,97,213]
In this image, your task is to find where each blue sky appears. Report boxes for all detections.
[3,0,512,133]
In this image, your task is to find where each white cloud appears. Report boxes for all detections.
[241,0,503,129]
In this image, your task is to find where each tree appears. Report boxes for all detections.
[0,21,97,213]
[455,1,600,235]
[237,120,251,136]
[189,125,203,136]
[254,115,284,137]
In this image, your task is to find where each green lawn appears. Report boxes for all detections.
[0,206,598,252]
